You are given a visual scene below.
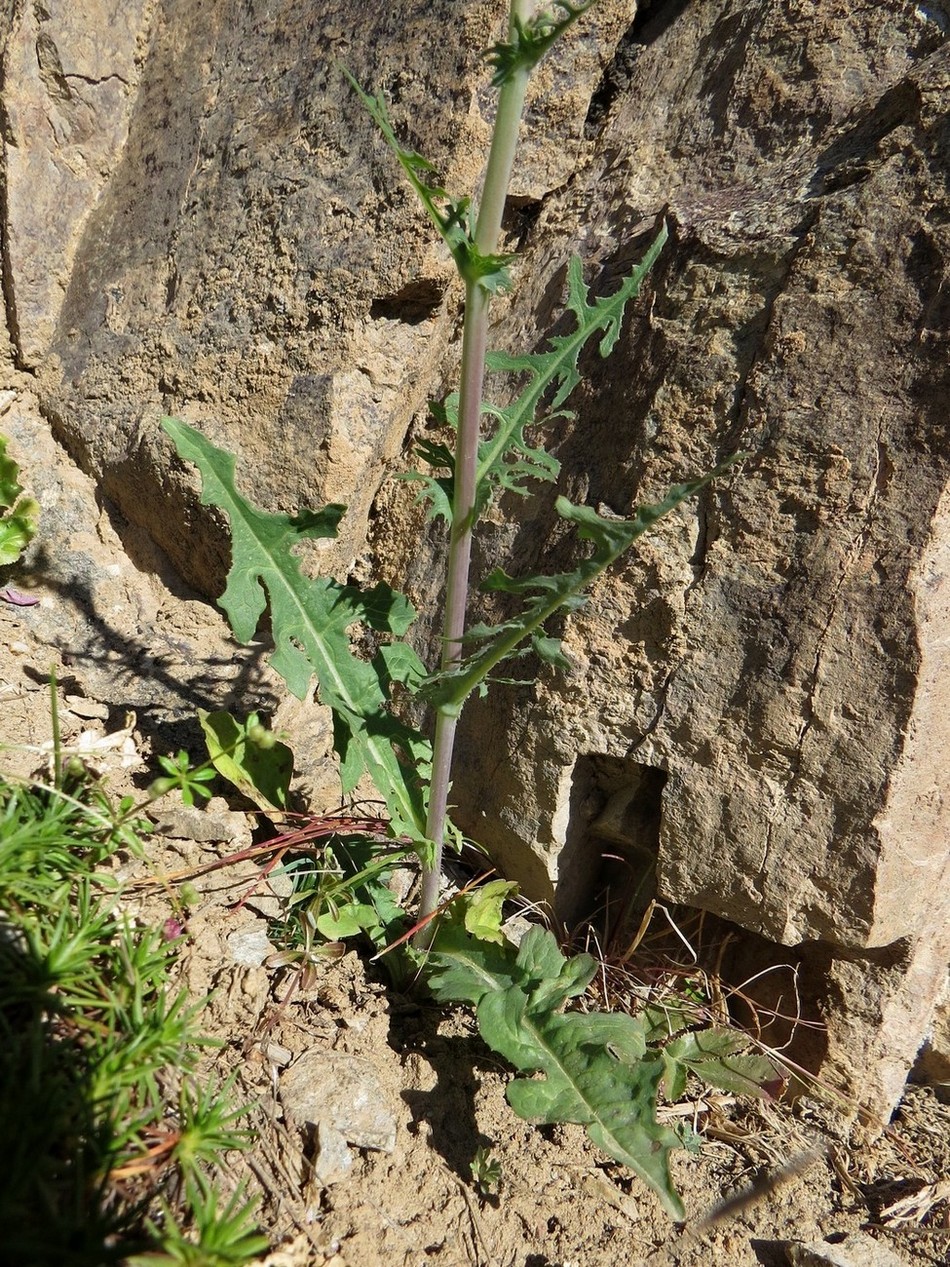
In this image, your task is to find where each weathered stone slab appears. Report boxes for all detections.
[784,1231,909,1267]
[435,5,950,1123]
[18,0,631,586]
[280,1050,398,1154]
[2,0,150,366]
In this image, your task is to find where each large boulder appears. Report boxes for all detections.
[440,2,950,1122]
[2,0,948,1124]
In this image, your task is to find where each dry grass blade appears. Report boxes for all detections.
[879,1179,950,1225]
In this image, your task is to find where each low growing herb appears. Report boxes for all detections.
[0,433,39,566]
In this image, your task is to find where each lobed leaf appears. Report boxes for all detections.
[426,923,520,1005]
[399,431,457,522]
[661,1027,786,1101]
[162,417,431,841]
[427,925,685,1216]
[344,71,513,292]
[513,924,596,1009]
[486,1,601,87]
[410,228,668,525]
[423,457,742,715]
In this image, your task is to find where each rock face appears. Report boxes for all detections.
[439,1,950,1122]
[2,0,151,366]
[2,0,948,1125]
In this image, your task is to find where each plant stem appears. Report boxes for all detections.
[48,669,63,789]
[416,0,534,941]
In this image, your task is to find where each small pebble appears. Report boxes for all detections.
[264,1042,293,1067]
[227,926,275,967]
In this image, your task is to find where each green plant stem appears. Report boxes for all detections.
[417,0,534,940]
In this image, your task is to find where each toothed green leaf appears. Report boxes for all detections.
[345,71,513,291]
[423,458,743,715]
[661,1028,786,1101]
[426,925,685,1217]
[426,925,520,1005]
[162,416,431,840]
[399,434,457,522]
[477,236,667,506]
[514,926,597,1010]
[531,633,572,671]
[410,230,667,524]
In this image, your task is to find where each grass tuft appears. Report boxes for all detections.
[0,769,263,1265]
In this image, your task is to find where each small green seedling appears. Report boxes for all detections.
[471,1145,502,1198]
[129,1174,268,1267]
[150,748,218,806]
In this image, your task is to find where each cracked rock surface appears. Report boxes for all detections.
[2,0,948,1125]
